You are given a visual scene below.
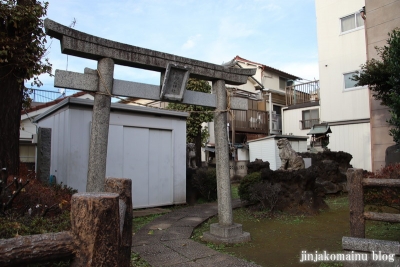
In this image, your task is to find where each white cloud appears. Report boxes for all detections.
[280,61,320,81]
[182,34,202,50]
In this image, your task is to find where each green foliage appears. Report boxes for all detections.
[166,78,214,145]
[231,183,240,200]
[353,28,400,144]
[0,0,52,84]
[131,252,151,267]
[238,172,261,201]
[192,167,218,201]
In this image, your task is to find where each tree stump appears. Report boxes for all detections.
[105,178,132,267]
[70,192,120,267]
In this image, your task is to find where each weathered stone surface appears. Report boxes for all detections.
[86,58,114,192]
[299,150,353,173]
[44,19,256,85]
[160,63,190,101]
[202,223,251,245]
[347,168,365,238]
[213,79,233,226]
[247,159,270,174]
[187,143,197,169]
[54,70,248,110]
[162,239,219,260]
[299,151,352,194]
[256,165,328,214]
[105,178,132,267]
[277,138,305,171]
[70,192,120,267]
[385,144,400,166]
[54,69,98,91]
[342,236,400,267]
[36,127,51,183]
[342,237,400,254]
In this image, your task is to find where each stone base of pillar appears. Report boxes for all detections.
[202,223,251,244]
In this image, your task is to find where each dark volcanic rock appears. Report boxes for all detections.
[299,151,352,173]
[259,167,328,215]
[247,159,270,174]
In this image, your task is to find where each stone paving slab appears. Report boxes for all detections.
[173,216,206,227]
[132,200,263,267]
[161,226,194,241]
[132,230,163,246]
[195,254,260,267]
[173,261,204,267]
[162,239,219,260]
[140,250,189,267]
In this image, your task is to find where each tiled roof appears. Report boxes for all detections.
[234,55,300,80]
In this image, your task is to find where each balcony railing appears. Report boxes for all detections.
[300,119,320,130]
[27,88,64,103]
[229,110,269,134]
[286,80,320,106]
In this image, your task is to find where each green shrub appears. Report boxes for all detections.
[192,167,218,201]
[238,172,261,201]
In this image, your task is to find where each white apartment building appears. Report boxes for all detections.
[315,0,371,171]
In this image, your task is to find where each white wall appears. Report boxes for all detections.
[315,0,372,171]
[328,123,371,171]
[316,0,369,123]
[282,106,319,145]
[249,139,279,169]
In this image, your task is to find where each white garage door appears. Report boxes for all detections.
[106,125,173,208]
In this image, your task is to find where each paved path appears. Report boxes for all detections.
[132,200,261,267]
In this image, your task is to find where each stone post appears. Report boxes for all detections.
[105,178,132,267]
[347,168,365,238]
[70,192,120,267]
[86,58,114,192]
[213,79,233,225]
[36,127,51,183]
[202,80,250,244]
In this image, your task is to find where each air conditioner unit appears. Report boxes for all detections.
[271,111,277,121]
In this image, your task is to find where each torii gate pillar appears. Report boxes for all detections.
[202,80,251,244]
[87,58,114,192]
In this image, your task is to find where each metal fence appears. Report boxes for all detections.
[286,80,320,106]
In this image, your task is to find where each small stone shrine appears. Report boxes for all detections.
[307,123,332,152]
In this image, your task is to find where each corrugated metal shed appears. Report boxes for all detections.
[35,98,188,209]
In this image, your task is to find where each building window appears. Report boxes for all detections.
[343,71,361,90]
[279,77,287,90]
[340,12,364,33]
[301,109,319,129]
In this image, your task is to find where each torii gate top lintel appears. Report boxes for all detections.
[44,19,256,85]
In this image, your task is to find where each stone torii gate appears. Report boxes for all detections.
[45,19,255,243]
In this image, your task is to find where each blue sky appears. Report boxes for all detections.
[34,0,319,92]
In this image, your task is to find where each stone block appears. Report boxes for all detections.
[37,128,51,183]
[209,223,243,238]
[342,237,400,267]
[202,223,251,244]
